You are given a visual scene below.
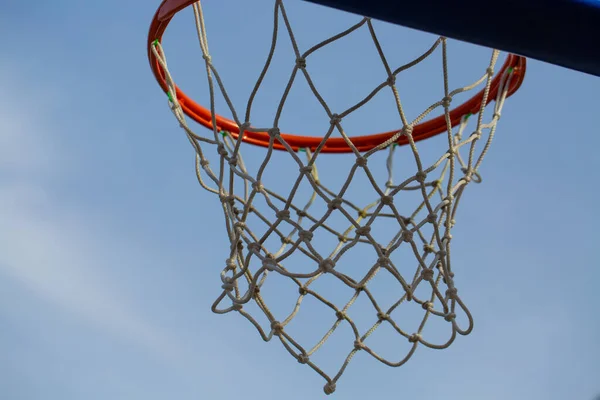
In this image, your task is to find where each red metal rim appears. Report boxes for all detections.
[148,0,527,154]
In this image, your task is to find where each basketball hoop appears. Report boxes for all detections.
[148,0,525,153]
[147,0,526,393]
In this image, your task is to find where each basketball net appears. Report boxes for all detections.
[151,0,519,394]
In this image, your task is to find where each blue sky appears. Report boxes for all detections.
[1,1,599,399]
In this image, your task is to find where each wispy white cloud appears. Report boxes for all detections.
[0,65,186,364]
[0,70,59,174]
[0,187,184,361]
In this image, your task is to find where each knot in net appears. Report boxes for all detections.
[151,0,520,394]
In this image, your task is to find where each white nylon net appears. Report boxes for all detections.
[152,0,516,394]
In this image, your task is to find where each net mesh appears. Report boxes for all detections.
[152,0,516,394]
